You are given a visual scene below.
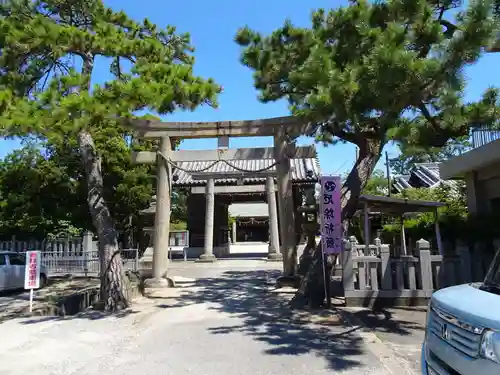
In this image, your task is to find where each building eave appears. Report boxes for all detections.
[440,138,500,179]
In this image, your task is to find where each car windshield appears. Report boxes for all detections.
[484,247,500,288]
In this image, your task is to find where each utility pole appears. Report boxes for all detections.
[385,151,391,197]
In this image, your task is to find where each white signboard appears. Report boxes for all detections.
[169,231,189,247]
[24,250,41,290]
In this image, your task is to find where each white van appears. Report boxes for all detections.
[0,251,48,292]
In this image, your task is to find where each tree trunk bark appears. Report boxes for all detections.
[291,138,382,309]
[78,130,130,311]
[340,138,383,221]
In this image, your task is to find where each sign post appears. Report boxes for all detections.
[167,230,190,261]
[319,176,343,307]
[24,251,41,313]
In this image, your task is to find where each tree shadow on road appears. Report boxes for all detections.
[17,308,138,324]
[162,269,370,372]
[346,306,426,337]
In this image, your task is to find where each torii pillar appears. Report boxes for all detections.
[266,176,282,261]
[145,136,173,288]
[274,130,297,276]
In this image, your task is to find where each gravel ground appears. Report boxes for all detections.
[0,262,416,375]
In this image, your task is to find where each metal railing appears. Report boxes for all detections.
[40,249,139,277]
[471,127,500,148]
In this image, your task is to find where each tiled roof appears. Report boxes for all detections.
[417,162,441,178]
[392,162,459,193]
[392,175,411,192]
[172,157,320,186]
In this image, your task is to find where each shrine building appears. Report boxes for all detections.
[140,145,320,259]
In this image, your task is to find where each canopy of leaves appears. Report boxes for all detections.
[0,141,84,238]
[0,0,221,137]
[0,135,189,241]
[0,0,216,238]
[235,0,498,157]
[361,170,390,196]
[381,183,468,247]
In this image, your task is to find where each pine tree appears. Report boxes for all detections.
[236,0,497,220]
[235,0,498,306]
[0,0,220,310]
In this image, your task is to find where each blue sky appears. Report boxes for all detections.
[1,0,499,176]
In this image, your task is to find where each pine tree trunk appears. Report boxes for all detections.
[78,130,130,311]
[291,138,382,309]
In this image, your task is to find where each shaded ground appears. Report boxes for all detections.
[340,305,426,373]
[0,277,99,323]
[166,269,367,372]
[0,263,404,375]
[162,264,411,374]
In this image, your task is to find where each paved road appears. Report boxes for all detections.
[0,262,416,375]
[340,306,426,373]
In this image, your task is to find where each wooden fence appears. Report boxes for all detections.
[342,236,495,307]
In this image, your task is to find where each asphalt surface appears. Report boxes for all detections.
[0,261,418,375]
[340,306,426,373]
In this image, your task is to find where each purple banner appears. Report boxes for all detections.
[319,175,343,254]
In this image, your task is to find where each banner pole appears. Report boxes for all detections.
[320,243,330,308]
[29,288,34,313]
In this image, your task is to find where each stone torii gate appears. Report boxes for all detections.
[126,116,313,289]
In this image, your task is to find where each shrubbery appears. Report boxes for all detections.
[381,183,500,250]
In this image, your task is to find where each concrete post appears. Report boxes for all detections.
[198,178,217,262]
[82,230,93,277]
[416,239,433,292]
[380,243,392,290]
[363,202,370,255]
[274,130,296,275]
[232,221,237,244]
[342,239,355,292]
[349,235,359,256]
[266,177,282,261]
[400,216,407,255]
[145,136,172,289]
[374,237,382,256]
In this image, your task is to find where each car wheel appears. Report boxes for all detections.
[38,274,47,289]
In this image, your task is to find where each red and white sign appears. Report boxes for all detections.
[24,251,41,290]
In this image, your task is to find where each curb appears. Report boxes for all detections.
[336,307,418,375]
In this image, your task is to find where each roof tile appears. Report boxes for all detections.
[172,157,320,185]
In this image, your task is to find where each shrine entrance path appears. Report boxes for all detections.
[156,261,415,374]
[0,261,416,375]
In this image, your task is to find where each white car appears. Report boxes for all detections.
[0,251,48,292]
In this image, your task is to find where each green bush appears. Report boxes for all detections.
[381,183,468,246]
[379,183,500,249]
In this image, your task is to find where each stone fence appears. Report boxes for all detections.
[342,236,495,307]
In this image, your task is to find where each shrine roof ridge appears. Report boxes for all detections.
[173,156,320,186]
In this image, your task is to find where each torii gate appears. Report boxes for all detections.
[126,116,313,289]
